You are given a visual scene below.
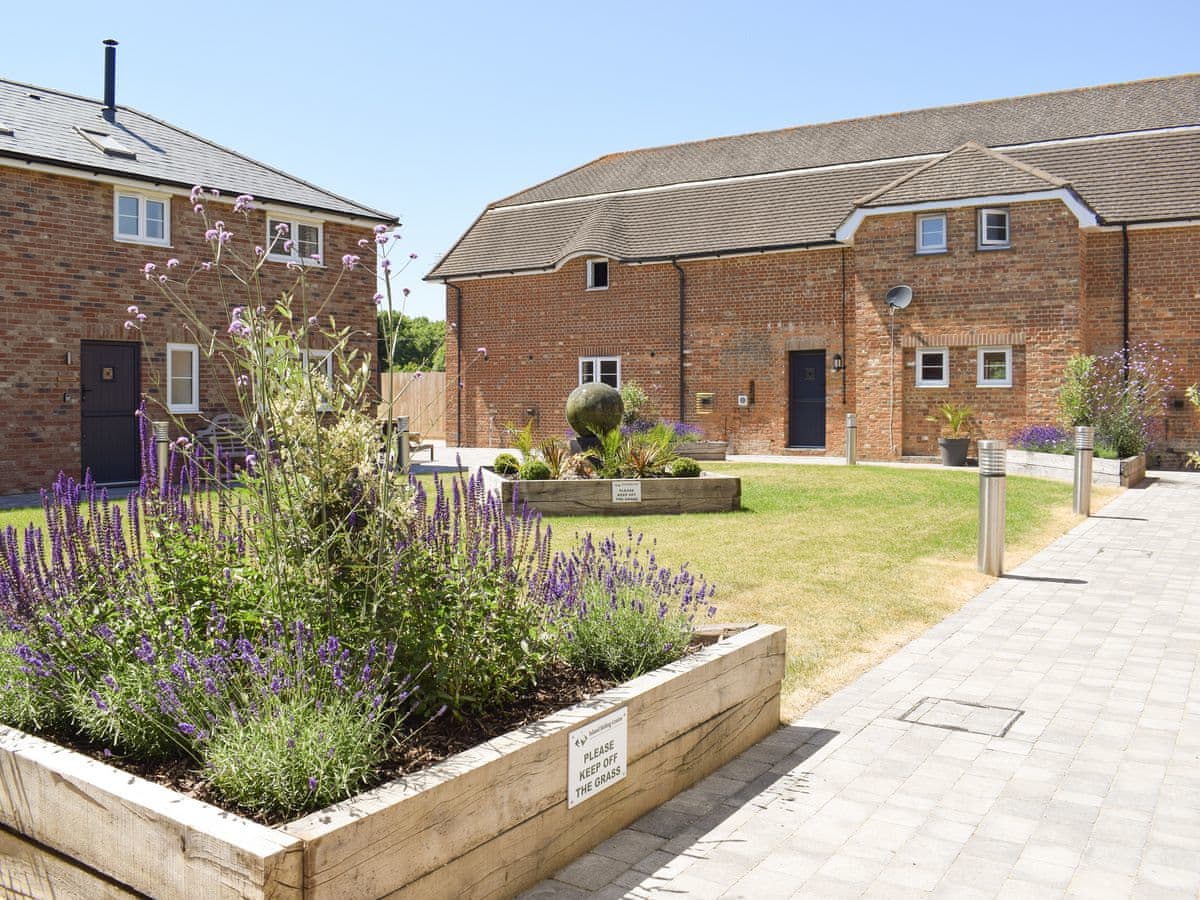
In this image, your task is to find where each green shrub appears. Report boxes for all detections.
[619,380,651,427]
[493,453,520,475]
[204,695,390,817]
[669,457,701,477]
[519,459,552,480]
[562,585,695,679]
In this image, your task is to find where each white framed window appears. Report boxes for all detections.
[977,346,1012,387]
[266,217,323,264]
[978,208,1010,249]
[916,214,947,254]
[579,356,620,388]
[166,343,200,413]
[916,347,949,387]
[586,258,609,290]
[114,190,170,246]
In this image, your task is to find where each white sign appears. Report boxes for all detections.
[567,707,628,808]
[611,481,642,503]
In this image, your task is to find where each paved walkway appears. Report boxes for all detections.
[525,470,1200,899]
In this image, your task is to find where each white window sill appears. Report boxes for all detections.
[977,244,1011,251]
[266,254,326,269]
[114,235,172,248]
[976,382,1012,388]
[916,383,949,388]
[915,248,947,255]
[167,405,200,414]
[585,286,609,292]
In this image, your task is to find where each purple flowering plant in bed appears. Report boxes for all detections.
[0,189,715,820]
[1010,424,1071,453]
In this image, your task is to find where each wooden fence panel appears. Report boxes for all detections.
[378,372,446,439]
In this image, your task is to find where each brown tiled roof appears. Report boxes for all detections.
[497,75,1200,207]
[857,143,1064,207]
[429,76,1200,280]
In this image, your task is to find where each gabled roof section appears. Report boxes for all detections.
[429,75,1200,281]
[0,78,394,222]
[856,143,1065,207]
[496,75,1200,207]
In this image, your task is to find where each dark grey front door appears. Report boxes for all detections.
[81,341,141,483]
[787,350,826,448]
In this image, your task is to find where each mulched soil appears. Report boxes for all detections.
[49,662,620,826]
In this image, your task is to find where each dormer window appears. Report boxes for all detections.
[586,258,609,290]
[916,214,947,254]
[113,189,170,246]
[978,208,1010,249]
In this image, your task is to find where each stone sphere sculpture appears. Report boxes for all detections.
[566,382,624,451]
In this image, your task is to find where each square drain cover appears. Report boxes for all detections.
[898,698,1022,737]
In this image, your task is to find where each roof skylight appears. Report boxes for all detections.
[76,127,136,159]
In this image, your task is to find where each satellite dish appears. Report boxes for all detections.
[885,285,913,310]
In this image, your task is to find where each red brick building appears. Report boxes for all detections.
[0,47,393,495]
[429,76,1200,466]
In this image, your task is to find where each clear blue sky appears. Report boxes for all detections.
[3,1,1197,321]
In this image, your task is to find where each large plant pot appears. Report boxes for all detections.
[937,437,970,467]
[481,468,741,516]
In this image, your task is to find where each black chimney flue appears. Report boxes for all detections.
[102,39,118,122]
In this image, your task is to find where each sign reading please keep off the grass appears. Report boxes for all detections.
[567,707,628,808]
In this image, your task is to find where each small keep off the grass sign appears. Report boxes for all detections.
[567,706,628,808]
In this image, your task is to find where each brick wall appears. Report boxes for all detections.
[852,201,1082,458]
[0,168,379,495]
[446,201,1199,467]
[445,249,854,454]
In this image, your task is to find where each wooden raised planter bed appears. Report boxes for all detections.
[0,623,785,899]
[675,440,728,461]
[480,468,741,516]
[1005,449,1146,487]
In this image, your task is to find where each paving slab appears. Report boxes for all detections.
[522,470,1200,899]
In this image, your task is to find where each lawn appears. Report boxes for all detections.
[0,463,1108,721]
[541,463,1109,719]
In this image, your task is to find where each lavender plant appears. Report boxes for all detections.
[547,531,715,679]
[1010,424,1070,453]
[1058,344,1175,457]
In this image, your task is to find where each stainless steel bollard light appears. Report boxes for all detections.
[845,413,857,466]
[977,439,1006,576]
[395,415,411,472]
[1073,425,1094,516]
[153,420,170,490]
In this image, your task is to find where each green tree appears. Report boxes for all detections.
[377,314,445,371]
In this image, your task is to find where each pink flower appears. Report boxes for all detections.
[310,253,321,263]
[342,254,360,269]
[233,194,254,213]
[381,259,391,271]
[307,316,317,326]
[204,228,218,241]
[409,253,417,259]
[402,288,410,297]
[254,246,264,257]
[127,304,139,314]
[193,203,204,213]
[142,263,156,279]
[373,224,387,234]
[189,185,203,203]
[275,223,290,235]
[123,320,135,330]
[357,238,370,248]
[167,258,179,268]
[136,313,147,321]
[373,292,384,304]
[283,240,294,253]
[200,261,212,271]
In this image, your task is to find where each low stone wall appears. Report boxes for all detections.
[1005,450,1146,487]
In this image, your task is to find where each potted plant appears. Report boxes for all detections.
[927,402,974,466]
